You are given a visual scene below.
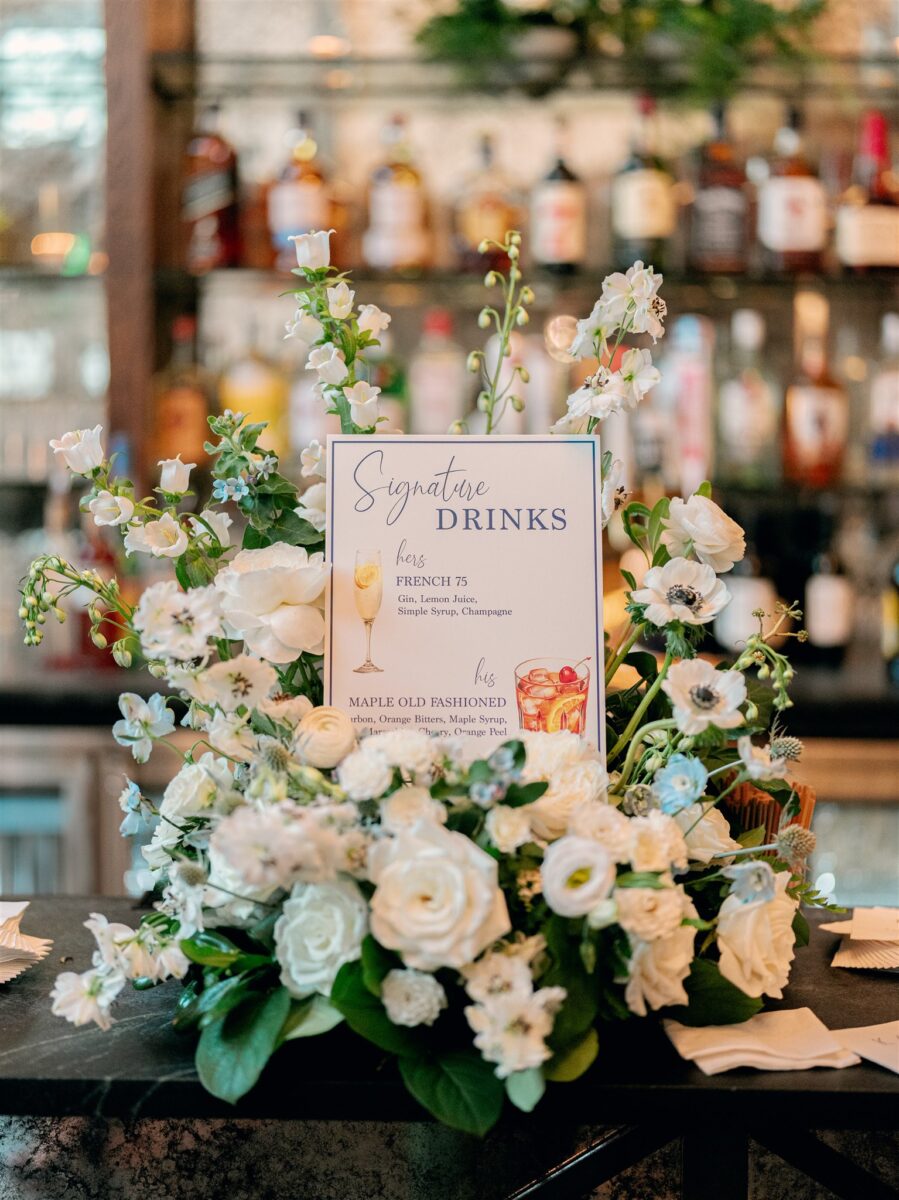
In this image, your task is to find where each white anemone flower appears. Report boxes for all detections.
[662,659,747,735]
[631,557,730,627]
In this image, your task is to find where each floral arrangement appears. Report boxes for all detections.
[20,231,837,1136]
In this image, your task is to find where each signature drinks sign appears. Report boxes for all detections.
[325,435,605,749]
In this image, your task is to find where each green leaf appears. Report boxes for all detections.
[467,759,491,783]
[181,931,243,968]
[173,972,255,1030]
[666,959,763,1027]
[792,909,810,947]
[544,1027,599,1083]
[620,569,637,591]
[281,995,345,1041]
[399,1051,504,1137]
[615,871,667,889]
[195,987,291,1104]
[695,480,713,499]
[505,1067,545,1113]
[737,825,767,849]
[542,915,597,1051]
[360,935,401,997]
[647,495,670,554]
[503,780,548,808]
[624,651,658,682]
[330,961,427,1057]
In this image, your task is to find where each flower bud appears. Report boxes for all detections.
[466,351,482,373]
[477,309,491,329]
[758,664,770,680]
[448,420,468,435]
[745,702,759,722]
[516,310,529,326]
[646,753,663,773]
[508,245,519,261]
[517,366,530,383]
[36,612,46,625]
[509,266,520,282]
[477,391,490,412]
[508,231,522,246]
[17,606,27,620]
[89,628,107,649]
[483,271,499,287]
[478,240,491,255]
[510,395,525,413]
[112,641,132,669]
[148,661,167,678]
[520,286,535,304]
[54,607,66,624]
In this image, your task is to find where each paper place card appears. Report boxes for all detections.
[325,435,605,749]
[821,907,899,943]
[833,1022,899,1074]
[0,900,52,984]
[832,940,899,970]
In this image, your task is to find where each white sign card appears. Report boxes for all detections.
[325,435,605,749]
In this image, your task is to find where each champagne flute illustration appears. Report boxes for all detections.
[353,549,384,674]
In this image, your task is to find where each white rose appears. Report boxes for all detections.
[381,968,447,1027]
[529,759,609,842]
[289,228,333,270]
[628,811,688,873]
[141,513,189,559]
[274,879,368,998]
[540,835,615,918]
[568,801,633,862]
[615,885,686,941]
[485,804,532,854]
[717,871,797,999]
[214,542,328,663]
[673,803,741,864]
[158,455,195,493]
[662,494,746,574]
[624,893,698,1016]
[258,693,314,728]
[381,786,447,834]
[295,706,357,769]
[368,822,511,971]
[49,424,104,473]
[520,730,594,781]
[338,745,394,801]
[204,844,280,926]
[89,490,134,527]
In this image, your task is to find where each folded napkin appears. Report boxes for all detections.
[664,1008,861,1076]
[0,901,53,984]
[821,907,899,969]
[832,1022,899,1075]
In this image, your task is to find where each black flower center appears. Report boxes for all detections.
[229,672,252,698]
[172,607,195,632]
[666,585,701,610]
[689,684,719,710]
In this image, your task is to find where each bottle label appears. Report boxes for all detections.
[870,368,899,436]
[531,180,587,264]
[806,574,854,647]
[786,385,849,468]
[691,187,747,260]
[182,169,236,223]
[267,181,330,248]
[459,197,510,251]
[612,170,676,241]
[757,177,828,252]
[364,182,428,268]
[156,386,210,463]
[719,373,778,464]
[836,205,899,267]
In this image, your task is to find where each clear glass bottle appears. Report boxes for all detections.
[267,112,332,273]
[408,309,468,433]
[836,110,899,272]
[530,117,587,274]
[611,94,677,273]
[362,115,429,273]
[716,310,782,487]
[869,312,899,484]
[783,293,849,488]
[453,134,521,273]
[756,105,828,274]
[689,103,749,275]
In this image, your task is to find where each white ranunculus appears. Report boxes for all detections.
[357,304,391,336]
[214,542,328,663]
[257,692,314,728]
[132,580,222,661]
[601,459,628,529]
[275,879,368,998]
[568,801,633,862]
[326,280,354,319]
[344,380,381,428]
[289,229,333,271]
[673,802,741,864]
[295,480,327,532]
[158,455,195,493]
[369,821,511,971]
[338,744,394,801]
[485,804,532,854]
[661,658,747,735]
[306,342,348,386]
[381,786,447,833]
[189,508,233,549]
[628,810,688,873]
[295,706,357,769]
[88,490,134,527]
[541,835,616,917]
[300,439,326,479]
[381,968,447,1027]
[662,494,746,574]
[140,513,189,559]
[49,425,104,474]
[717,871,797,999]
[195,653,277,713]
[631,556,730,627]
[529,758,609,842]
[615,885,686,941]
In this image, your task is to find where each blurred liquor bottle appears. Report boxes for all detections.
[531,117,586,274]
[756,105,828,274]
[151,316,214,475]
[783,292,849,487]
[688,104,749,275]
[716,310,782,488]
[453,134,521,273]
[267,113,334,273]
[611,94,676,273]
[835,110,899,273]
[884,550,899,688]
[362,115,430,273]
[805,532,855,668]
[364,332,409,432]
[182,104,241,274]
[408,309,468,433]
[218,324,289,459]
[869,313,899,484]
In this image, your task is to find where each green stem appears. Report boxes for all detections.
[605,623,642,686]
[610,717,676,793]
[607,651,673,764]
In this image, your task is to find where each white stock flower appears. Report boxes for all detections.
[357,304,391,336]
[258,692,314,728]
[376,729,441,780]
[601,459,628,530]
[541,836,616,917]
[275,879,368,998]
[88,490,134,527]
[204,842,279,925]
[337,744,394,800]
[214,543,328,663]
[196,653,277,712]
[295,706,357,769]
[381,786,447,834]
[529,759,609,842]
[158,455,195,493]
[306,342,348,385]
[211,803,330,891]
[326,281,355,319]
[628,810,688,873]
[295,480,327,532]
[717,871,797,999]
[382,968,447,1027]
[520,730,594,782]
[344,380,381,428]
[485,804,532,854]
[284,308,323,347]
[206,710,257,762]
[618,348,660,408]
[631,557,730,627]
[466,987,566,1079]
[112,693,175,762]
[615,885,685,941]
[737,736,790,782]
[188,508,232,548]
[289,229,333,270]
[568,801,633,862]
[462,949,534,1004]
[49,425,104,474]
[672,802,741,864]
[662,495,746,574]
[301,439,326,479]
[134,513,189,559]
[624,892,697,1017]
[50,968,124,1031]
[368,822,511,971]
[132,580,222,661]
[662,659,747,735]
[145,756,222,869]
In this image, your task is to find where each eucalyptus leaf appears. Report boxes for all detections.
[505,1067,545,1113]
